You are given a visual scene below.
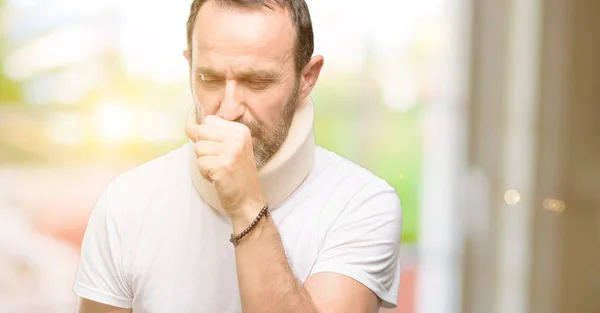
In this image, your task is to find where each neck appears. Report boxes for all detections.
[187,97,317,213]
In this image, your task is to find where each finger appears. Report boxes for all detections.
[199,171,212,183]
[203,114,237,127]
[194,140,221,157]
[205,115,252,142]
[184,104,204,140]
[185,120,197,142]
[196,156,220,181]
[192,124,225,142]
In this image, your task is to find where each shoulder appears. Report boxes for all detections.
[311,146,401,216]
[312,146,399,197]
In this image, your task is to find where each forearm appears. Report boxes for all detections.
[231,207,319,313]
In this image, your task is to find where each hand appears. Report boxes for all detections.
[186,115,265,218]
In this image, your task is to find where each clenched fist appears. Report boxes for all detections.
[186,114,266,219]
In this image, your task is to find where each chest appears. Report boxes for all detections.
[124,196,326,313]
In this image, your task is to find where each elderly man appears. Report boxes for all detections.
[73,0,402,312]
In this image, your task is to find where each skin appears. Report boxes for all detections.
[78,1,380,312]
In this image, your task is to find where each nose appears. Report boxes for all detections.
[219,80,245,121]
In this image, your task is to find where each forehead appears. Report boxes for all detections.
[192,1,295,69]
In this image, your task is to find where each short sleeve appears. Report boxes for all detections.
[73,187,133,308]
[310,180,403,308]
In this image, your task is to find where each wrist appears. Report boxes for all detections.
[229,198,267,233]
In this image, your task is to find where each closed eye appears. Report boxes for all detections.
[198,74,220,81]
[196,74,223,88]
[245,80,271,90]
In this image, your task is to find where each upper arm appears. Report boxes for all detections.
[73,186,133,309]
[306,179,403,313]
[77,298,132,313]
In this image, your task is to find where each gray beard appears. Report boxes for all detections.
[251,84,299,169]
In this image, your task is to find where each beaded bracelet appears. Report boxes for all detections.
[229,203,270,247]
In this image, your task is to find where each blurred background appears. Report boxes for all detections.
[0,0,598,312]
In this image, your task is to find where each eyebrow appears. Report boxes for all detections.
[194,67,221,78]
[194,66,280,81]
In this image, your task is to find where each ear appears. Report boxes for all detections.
[183,50,191,65]
[298,55,324,99]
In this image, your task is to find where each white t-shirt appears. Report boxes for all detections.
[73,143,402,312]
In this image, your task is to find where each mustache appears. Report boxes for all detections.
[234,117,264,138]
[195,106,262,138]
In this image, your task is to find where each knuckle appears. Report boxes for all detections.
[232,129,249,145]
[222,156,235,172]
[234,137,245,149]
[239,125,251,139]
[197,124,208,137]
[196,159,206,172]
[204,115,216,123]
[232,142,245,156]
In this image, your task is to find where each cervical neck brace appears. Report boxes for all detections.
[187,96,317,213]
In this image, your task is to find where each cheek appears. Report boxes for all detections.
[246,91,288,128]
[191,84,220,116]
